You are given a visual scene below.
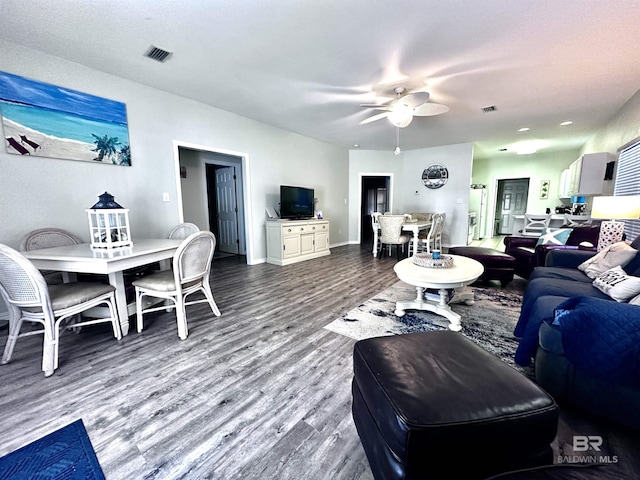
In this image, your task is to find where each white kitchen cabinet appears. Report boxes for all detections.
[566,152,614,197]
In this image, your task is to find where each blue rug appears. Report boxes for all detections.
[0,419,105,480]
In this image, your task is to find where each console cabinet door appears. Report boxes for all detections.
[314,231,329,252]
[300,233,314,255]
[282,234,301,258]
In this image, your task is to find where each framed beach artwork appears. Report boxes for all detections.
[0,70,131,166]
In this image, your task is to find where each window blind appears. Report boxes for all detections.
[614,139,640,240]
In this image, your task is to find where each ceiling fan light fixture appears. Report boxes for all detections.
[388,102,413,128]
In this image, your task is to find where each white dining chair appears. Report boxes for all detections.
[132,231,221,340]
[0,243,121,377]
[410,212,445,254]
[167,222,201,239]
[20,228,84,284]
[371,212,383,255]
[563,214,592,227]
[20,228,83,252]
[378,215,411,259]
[522,213,551,236]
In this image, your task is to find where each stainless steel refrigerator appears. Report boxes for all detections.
[469,185,487,240]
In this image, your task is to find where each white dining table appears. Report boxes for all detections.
[373,220,432,257]
[23,238,182,335]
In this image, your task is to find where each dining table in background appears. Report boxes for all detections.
[373,219,431,257]
[23,238,182,335]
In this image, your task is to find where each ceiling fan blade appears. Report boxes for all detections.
[359,103,392,110]
[399,91,429,108]
[413,102,450,116]
[359,112,389,125]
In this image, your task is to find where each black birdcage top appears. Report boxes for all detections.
[90,192,124,209]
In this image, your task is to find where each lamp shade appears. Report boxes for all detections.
[591,195,640,220]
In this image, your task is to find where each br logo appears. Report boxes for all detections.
[573,435,603,452]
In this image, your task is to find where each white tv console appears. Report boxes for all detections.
[266,219,330,266]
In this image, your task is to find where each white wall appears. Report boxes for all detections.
[349,143,474,247]
[582,88,640,155]
[0,40,349,264]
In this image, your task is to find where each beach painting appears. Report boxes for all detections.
[0,71,131,166]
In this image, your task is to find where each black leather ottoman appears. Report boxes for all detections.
[448,246,516,286]
[352,331,559,480]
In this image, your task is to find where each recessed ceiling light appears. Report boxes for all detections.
[517,146,537,155]
[353,144,360,148]
[518,127,530,132]
[560,121,573,126]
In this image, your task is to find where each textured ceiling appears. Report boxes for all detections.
[1,0,640,159]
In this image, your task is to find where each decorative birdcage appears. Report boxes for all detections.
[86,192,132,249]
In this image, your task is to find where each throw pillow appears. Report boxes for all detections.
[593,265,640,302]
[629,293,640,306]
[578,241,638,279]
[536,228,573,246]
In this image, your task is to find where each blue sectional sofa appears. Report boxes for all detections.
[513,237,640,429]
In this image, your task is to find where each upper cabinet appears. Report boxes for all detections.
[559,152,614,198]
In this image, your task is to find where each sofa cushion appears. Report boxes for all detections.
[593,265,640,302]
[514,276,609,340]
[514,295,569,366]
[577,241,638,279]
[535,228,572,246]
[565,224,600,246]
[551,296,640,387]
[622,235,640,276]
[529,266,593,283]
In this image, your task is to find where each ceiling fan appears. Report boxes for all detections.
[359,86,449,128]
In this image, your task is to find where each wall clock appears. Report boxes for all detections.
[422,164,449,189]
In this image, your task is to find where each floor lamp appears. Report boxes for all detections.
[591,195,640,250]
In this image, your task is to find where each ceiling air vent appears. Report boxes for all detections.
[481,105,496,113]
[145,45,172,63]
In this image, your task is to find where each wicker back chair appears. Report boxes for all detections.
[0,243,121,377]
[132,231,221,340]
[167,223,200,239]
[20,228,82,251]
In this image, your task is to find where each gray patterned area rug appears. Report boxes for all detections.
[325,281,525,370]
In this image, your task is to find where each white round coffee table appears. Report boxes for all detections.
[393,255,484,331]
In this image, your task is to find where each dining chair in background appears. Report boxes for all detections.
[522,213,551,236]
[410,212,446,254]
[167,222,200,239]
[19,227,82,252]
[132,231,221,340]
[20,227,83,284]
[0,243,121,377]
[371,212,383,255]
[563,214,592,227]
[378,215,411,259]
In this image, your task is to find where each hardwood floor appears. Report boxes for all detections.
[0,244,638,479]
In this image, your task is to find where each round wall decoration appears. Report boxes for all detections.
[422,164,449,189]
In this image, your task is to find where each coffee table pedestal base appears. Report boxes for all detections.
[394,286,474,332]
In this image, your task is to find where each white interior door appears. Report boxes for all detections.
[498,179,528,234]
[215,166,239,253]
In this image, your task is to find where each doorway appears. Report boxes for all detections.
[360,175,390,245]
[495,178,529,235]
[176,145,249,262]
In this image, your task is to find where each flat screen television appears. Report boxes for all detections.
[280,185,315,219]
